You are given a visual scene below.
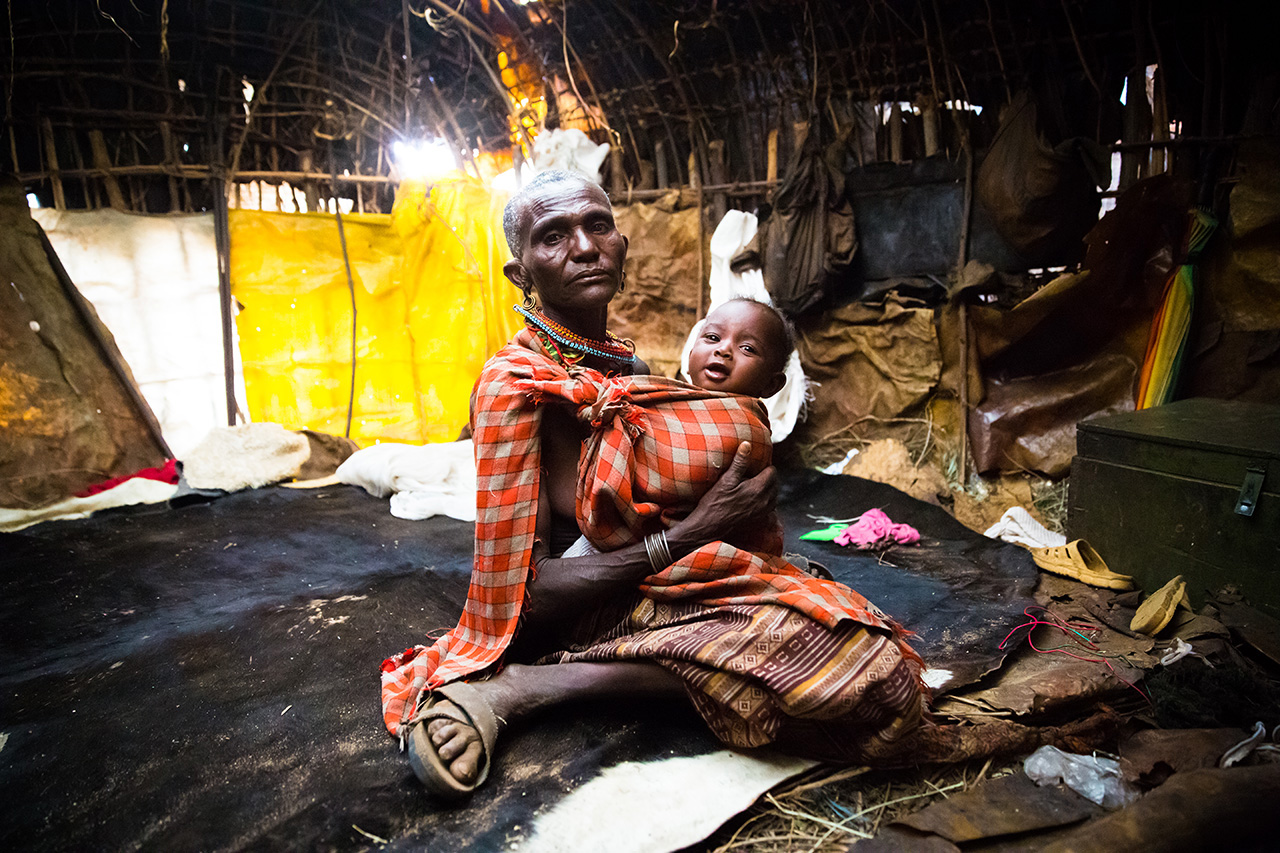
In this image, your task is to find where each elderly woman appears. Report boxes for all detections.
[379,170,925,799]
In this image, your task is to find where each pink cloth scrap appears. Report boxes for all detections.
[834,508,921,549]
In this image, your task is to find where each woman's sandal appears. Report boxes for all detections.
[405,681,500,800]
[1029,540,1135,590]
[1130,574,1188,636]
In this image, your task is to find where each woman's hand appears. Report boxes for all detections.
[667,442,778,556]
[519,441,776,641]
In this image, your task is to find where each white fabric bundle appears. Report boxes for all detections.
[336,440,477,522]
[983,506,1066,549]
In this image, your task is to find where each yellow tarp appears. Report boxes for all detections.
[230,177,521,446]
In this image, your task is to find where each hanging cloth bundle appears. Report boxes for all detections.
[735,123,857,316]
[976,92,1109,266]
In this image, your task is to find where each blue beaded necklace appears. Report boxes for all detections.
[515,304,636,368]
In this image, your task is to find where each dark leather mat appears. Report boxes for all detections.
[0,471,1035,850]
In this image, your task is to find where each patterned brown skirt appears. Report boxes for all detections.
[540,594,926,763]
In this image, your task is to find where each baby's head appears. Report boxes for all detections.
[687,298,793,398]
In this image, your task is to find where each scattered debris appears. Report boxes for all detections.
[351,824,388,845]
[839,439,949,505]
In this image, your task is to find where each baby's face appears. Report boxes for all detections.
[687,301,787,398]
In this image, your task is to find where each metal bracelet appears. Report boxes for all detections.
[644,530,672,571]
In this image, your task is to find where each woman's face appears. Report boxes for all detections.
[508,180,628,321]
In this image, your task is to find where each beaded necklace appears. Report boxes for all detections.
[515,304,636,369]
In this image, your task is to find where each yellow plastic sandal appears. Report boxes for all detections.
[1131,575,1188,636]
[1029,540,1136,590]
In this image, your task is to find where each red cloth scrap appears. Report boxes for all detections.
[75,458,179,498]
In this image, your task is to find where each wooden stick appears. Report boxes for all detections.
[708,139,727,225]
[983,0,1013,104]
[957,135,974,269]
[1150,65,1169,175]
[69,129,97,209]
[793,121,810,154]
[889,102,903,162]
[1119,66,1149,189]
[7,125,18,173]
[401,0,412,126]
[685,151,708,319]
[637,157,656,191]
[609,145,626,196]
[12,164,399,183]
[766,128,778,184]
[159,122,181,212]
[920,97,939,157]
[40,118,66,210]
[956,141,975,483]
[212,178,237,426]
[88,130,127,208]
[958,301,970,485]
[1058,0,1103,99]
[417,0,498,47]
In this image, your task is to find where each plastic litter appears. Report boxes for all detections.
[1220,721,1267,768]
[1023,745,1141,809]
[1159,637,1196,666]
[821,447,860,475]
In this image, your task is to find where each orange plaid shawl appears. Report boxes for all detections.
[380,327,891,737]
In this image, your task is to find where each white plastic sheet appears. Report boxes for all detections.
[33,209,244,456]
[530,128,610,182]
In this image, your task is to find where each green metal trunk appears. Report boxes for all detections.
[1068,398,1280,620]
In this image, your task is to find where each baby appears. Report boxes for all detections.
[562,296,796,556]
[557,295,828,590]
[685,298,793,399]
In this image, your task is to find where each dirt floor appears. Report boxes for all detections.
[692,759,1020,852]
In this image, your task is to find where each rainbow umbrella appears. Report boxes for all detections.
[1136,207,1217,409]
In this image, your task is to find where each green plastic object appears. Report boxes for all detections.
[800,523,849,542]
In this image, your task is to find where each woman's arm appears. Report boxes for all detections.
[521,442,777,632]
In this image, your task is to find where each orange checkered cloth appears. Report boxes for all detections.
[380,327,894,737]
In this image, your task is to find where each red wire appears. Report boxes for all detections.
[999,606,1153,707]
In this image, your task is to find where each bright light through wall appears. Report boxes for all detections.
[392,138,457,180]
[491,161,539,195]
[26,192,40,208]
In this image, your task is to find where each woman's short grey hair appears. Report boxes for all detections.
[502,169,602,258]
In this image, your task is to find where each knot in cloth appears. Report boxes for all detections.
[584,378,648,437]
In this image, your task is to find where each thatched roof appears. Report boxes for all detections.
[3,1,1271,212]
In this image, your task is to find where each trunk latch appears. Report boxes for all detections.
[1236,464,1267,517]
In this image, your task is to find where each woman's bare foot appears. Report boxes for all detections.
[423,670,524,786]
